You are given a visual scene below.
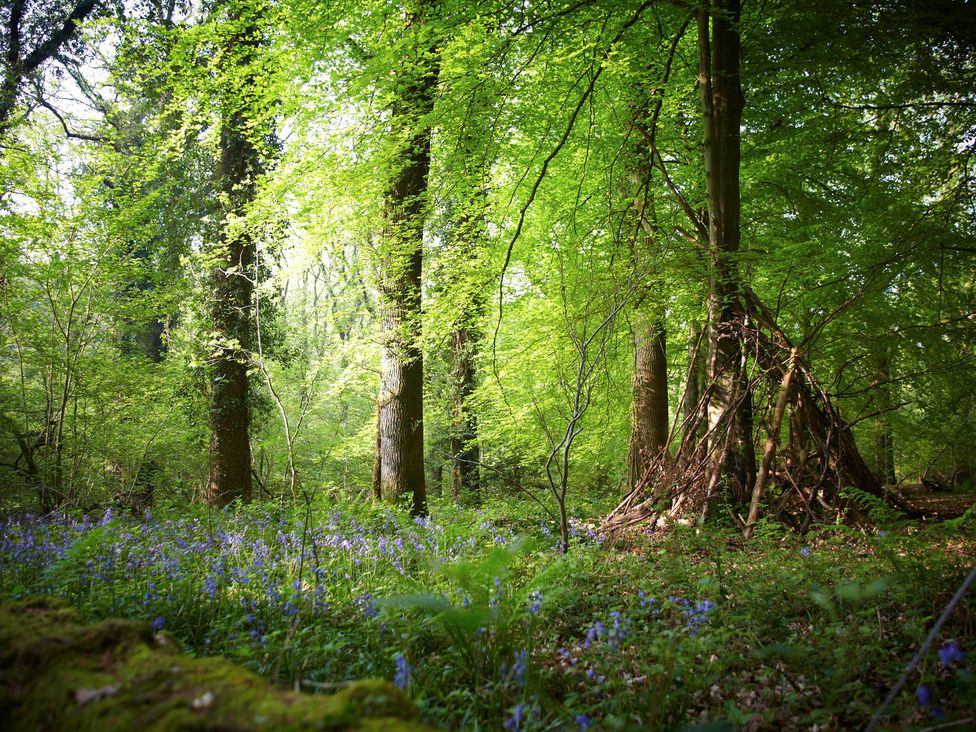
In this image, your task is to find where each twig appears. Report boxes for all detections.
[863,564,976,732]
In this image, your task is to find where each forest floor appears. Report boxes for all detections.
[897,484,976,520]
[0,494,974,731]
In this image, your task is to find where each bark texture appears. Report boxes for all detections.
[377,1,438,517]
[699,0,755,500]
[207,0,266,507]
[681,320,704,443]
[628,316,669,489]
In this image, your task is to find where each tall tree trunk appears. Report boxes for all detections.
[628,315,669,489]
[377,1,438,517]
[699,0,755,500]
[450,323,480,502]
[207,0,266,507]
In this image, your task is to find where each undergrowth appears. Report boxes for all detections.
[1,495,974,730]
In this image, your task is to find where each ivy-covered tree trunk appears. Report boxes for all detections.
[628,315,669,489]
[377,1,438,517]
[207,0,266,507]
[699,0,756,500]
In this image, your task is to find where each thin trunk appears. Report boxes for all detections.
[875,352,896,484]
[207,0,265,507]
[371,397,382,500]
[377,1,438,518]
[451,323,480,502]
[876,429,895,485]
[430,462,443,497]
[628,316,669,489]
[681,320,704,444]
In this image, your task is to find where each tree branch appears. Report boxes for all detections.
[37,99,105,142]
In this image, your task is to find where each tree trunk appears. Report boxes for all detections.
[377,1,438,518]
[628,315,669,489]
[371,396,382,500]
[207,0,266,507]
[874,352,896,484]
[699,0,754,501]
[681,320,704,444]
[451,323,480,503]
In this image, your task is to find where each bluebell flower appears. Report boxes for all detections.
[151,616,165,631]
[505,704,529,730]
[916,684,931,706]
[576,714,591,731]
[800,547,811,558]
[938,641,965,668]
[393,653,412,691]
[528,591,543,615]
[512,649,528,688]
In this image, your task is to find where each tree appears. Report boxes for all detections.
[0,0,101,138]
[376,0,439,517]
[207,0,272,507]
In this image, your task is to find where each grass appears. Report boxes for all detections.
[1,494,974,730]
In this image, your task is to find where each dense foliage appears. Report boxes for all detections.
[1,0,975,729]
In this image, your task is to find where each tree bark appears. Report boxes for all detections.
[377,1,438,517]
[628,315,669,489]
[699,0,755,500]
[681,319,704,444]
[450,323,480,502]
[207,0,266,507]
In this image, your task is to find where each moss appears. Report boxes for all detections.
[0,599,429,731]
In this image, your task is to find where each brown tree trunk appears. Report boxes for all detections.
[628,315,669,489]
[451,324,480,503]
[874,352,896,484]
[699,0,754,501]
[371,397,382,500]
[681,320,704,444]
[377,1,438,518]
[207,0,266,507]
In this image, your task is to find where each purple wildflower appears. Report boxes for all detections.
[916,684,931,706]
[393,653,412,691]
[938,641,965,668]
[504,703,533,731]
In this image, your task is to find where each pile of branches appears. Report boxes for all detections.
[604,289,910,536]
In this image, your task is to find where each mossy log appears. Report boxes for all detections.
[0,597,428,731]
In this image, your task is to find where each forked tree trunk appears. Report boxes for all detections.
[377,0,438,517]
[628,315,669,489]
[207,0,266,507]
